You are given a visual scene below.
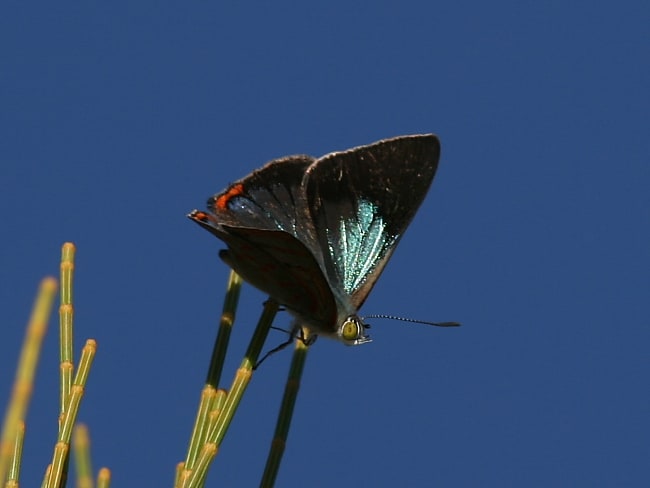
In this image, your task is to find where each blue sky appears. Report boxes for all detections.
[1,2,647,486]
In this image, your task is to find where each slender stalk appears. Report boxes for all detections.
[206,270,243,388]
[96,468,111,488]
[0,277,57,482]
[209,299,279,444]
[182,386,217,476]
[204,389,228,439]
[59,243,75,417]
[72,424,93,488]
[51,243,76,488]
[182,271,243,476]
[184,299,279,487]
[46,340,97,488]
[46,443,70,488]
[260,327,311,487]
[5,420,25,487]
[41,465,52,488]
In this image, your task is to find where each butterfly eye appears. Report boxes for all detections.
[340,317,362,342]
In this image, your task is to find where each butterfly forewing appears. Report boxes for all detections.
[208,156,313,233]
[189,155,339,332]
[304,134,440,309]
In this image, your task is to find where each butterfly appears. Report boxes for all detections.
[189,134,453,345]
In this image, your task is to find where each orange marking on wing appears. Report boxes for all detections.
[192,211,209,221]
[215,184,245,210]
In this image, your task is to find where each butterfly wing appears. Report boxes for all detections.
[188,156,339,329]
[304,134,440,310]
[206,157,312,232]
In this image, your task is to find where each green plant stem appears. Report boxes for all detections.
[210,298,279,445]
[184,271,242,472]
[0,277,57,483]
[206,270,242,388]
[260,327,311,487]
[59,243,75,415]
[185,299,279,487]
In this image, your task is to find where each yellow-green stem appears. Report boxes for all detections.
[59,243,75,415]
[0,277,57,482]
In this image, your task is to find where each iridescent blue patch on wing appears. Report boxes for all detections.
[328,199,397,294]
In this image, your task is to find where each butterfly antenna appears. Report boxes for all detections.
[364,314,461,327]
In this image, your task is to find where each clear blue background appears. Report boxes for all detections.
[1,2,647,487]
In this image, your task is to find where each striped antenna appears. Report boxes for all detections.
[364,314,461,327]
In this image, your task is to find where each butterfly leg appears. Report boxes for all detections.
[254,324,318,369]
[254,325,298,370]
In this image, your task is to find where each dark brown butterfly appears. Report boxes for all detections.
[189,134,453,345]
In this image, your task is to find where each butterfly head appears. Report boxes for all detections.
[336,315,372,346]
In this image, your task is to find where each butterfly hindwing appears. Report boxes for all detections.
[217,227,338,329]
